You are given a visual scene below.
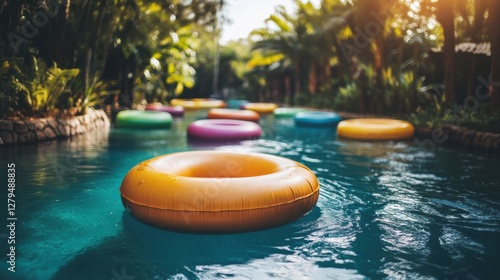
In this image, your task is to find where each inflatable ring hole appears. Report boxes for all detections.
[187,119,262,140]
[150,153,280,178]
[214,122,240,126]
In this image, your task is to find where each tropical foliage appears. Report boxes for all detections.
[1,0,499,124]
[244,0,500,116]
[0,0,222,118]
[0,56,79,118]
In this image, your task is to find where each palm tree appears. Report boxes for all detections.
[310,0,354,91]
[325,0,396,113]
[250,3,315,105]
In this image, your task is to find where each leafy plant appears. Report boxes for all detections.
[135,67,171,104]
[334,82,359,112]
[8,56,79,117]
[158,25,199,96]
[0,59,20,118]
[69,73,116,115]
[418,84,445,113]
[409,107,500,133]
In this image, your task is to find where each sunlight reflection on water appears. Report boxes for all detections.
[0,111,499,279]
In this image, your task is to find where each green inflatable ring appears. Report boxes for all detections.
[273,107,307,118]
[116,110,173,129]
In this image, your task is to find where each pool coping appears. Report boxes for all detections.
[0,109,110,145]
[338,112,500,155]
[1,109,498,154]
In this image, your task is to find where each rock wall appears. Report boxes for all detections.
[0,109,110,145]
[338,112,500,155]
[1,109,499,154]
[414,125,500,154]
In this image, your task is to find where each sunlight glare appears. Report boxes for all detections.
[150,58,161,70]
[427,20,437,30]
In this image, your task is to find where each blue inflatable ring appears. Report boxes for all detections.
[294,111,341,126]
[227,99,249,109]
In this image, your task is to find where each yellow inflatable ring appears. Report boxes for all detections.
[243,103,278,114]
[120,151,319,233]
[194,99,226,109]
[170,99,226,109]
[337,118,415,140]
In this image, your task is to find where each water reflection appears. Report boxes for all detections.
[52,208,323,279]
[1,112,499,280]
[0,128,110,192]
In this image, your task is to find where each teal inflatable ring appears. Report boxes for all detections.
[227,99,249,109]
[274,107,307,118]
[116,110,173,129]
[294,111,341,127]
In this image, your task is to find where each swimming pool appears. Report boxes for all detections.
[1,110,499,279]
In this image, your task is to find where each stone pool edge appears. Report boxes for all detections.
[0,109,498,154]
[338,112,500,155]
[0,109,110,145]
[413,124,500,154]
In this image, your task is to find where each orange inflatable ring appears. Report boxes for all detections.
[207,108,260,122]
[120,151,319,233]
[337,118,415,140]
[243,103,278,114]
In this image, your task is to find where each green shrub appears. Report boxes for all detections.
[408,106,500,133]
[5,56,79,117]
[69,73,116,115]
[294,92,312,107]
[0,56,113,118]
[0,59,20,118]
[333,82,359,113]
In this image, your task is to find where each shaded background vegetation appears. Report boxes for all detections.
[1,0,499,131]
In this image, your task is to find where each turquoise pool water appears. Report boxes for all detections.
[1,110,499,280]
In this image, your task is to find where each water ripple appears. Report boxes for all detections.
[1,112,499,280]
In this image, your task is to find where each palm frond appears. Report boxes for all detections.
[266,14,292,33]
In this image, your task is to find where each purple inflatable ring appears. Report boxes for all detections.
[187,119,262,140]
[146,104,184,117]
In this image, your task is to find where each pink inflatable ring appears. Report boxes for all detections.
[187,119,262,140]
[145,104,184,117]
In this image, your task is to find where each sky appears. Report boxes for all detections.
[220,0,322,44]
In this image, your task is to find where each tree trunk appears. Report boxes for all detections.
[292,61,300,106]
[0,1,23,52]
[489,0,500,108]
[284,76,291,105]
[324,63,331,90]
[373,39,385,113]
[437,0,456,104]
[92,1,107,73]
[53,0,71,65]
[119,55,136,108]
[471,0,488,42]
[467,0,487,97]
[333,40,351,87]
[352,59,367,114]
[309,64,317,94]
[467,55,477,98]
